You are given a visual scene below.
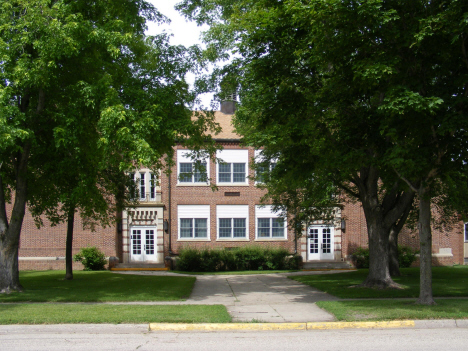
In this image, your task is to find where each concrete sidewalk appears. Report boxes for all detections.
[117,270,344,323]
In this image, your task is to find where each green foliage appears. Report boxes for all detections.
[176,246,300,272]
[351,246,418,269]
[73,247,107,271]
[398,246,418,268]
[351,247,370,269]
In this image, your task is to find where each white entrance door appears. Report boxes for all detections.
[130,227,157,262]
[307,225,334,260]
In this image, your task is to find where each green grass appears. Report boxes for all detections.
[0,304,232,324]
[0,271,195,302]
[317,299,468,321]
[291,266,468,299]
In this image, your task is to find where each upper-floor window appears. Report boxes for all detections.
[216,150,248,185]
[255,205,286,239]
[254,150,277,184]
[177,150,209,184]
[129,171,159,201]
[465,223,468,242]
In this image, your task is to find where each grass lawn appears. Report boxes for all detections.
[291,266,468,299]
[317,299,468,321]
[0,304,231,325]
[0,271,195,302]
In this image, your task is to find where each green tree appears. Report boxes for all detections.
[177,0,468,300]
[0,0,215,292]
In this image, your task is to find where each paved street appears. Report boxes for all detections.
[1,324,468,351]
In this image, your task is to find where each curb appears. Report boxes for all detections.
[149,320,415,331]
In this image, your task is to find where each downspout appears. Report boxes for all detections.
[168,169,174,255]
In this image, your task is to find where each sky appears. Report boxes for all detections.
[146,0,216,109]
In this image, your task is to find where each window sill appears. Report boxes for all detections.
[216,238,250,242]
[255,238,288,242]
[177,183,210,186]
[216,183,250,187]
[177,238,211,242]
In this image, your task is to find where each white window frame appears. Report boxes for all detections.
[216,205,249,240]
[216,150,249,185]
[255,205,287,239]
[129,171,158,201]
[177,150,210,185]
[178,205,210,240]
[254,150,277,184]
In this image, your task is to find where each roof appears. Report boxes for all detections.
[213,111,240,140]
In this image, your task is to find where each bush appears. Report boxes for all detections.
[351,245,419,269]
[351,247,370,269]
[73,246,107,271]
[398,245,418,268]
[176,246,297,272]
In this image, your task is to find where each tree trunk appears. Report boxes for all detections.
[64,204,76,280]
[0,231,22,293]
[388,227,401,277]
[0,145,30,293]
[417,186,436,305]
[361,214,400,288]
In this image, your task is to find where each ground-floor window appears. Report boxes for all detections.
[255,205,286,239]
[178,205,210,239]
[217,205,249,239]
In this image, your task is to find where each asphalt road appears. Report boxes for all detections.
[1,324,467,351]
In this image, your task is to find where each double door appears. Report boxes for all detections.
[307,225,334,260]
[130,227,157,262]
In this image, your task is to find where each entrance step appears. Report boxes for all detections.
[302,261,354,270]
[111,263,168,271]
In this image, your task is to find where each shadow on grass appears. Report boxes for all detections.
[291,266,468,299]
[0,271,195,302]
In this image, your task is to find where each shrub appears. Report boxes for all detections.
[351,247,370,269]
[73,246,107,271]
[351,245,419,269]
[176,246,296,272]
[398,245,418,268]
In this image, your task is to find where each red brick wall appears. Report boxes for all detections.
[341,200,464,266]
[162,144,296,256]
[7,202,119,271]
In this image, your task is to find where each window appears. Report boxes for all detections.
[465,223,468,242]
[216,150,248,185]
[139,172,146,199]
[180,218,208,238]
[217,205,249,239]
[255,205,286,239]
[219,218,246,238]
[177,150,209,184]
[254,150,277,184]
[178,205,210,239]
[129,171,159,201]
[150,173,157,200]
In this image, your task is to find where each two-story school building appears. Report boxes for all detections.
[15,104,467,270]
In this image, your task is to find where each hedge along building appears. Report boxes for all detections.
[15,103,467,269]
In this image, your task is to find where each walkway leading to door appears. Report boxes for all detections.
[186,273,339,322]
[119,271,343,323]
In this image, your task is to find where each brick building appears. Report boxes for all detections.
[15,106,467,270]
